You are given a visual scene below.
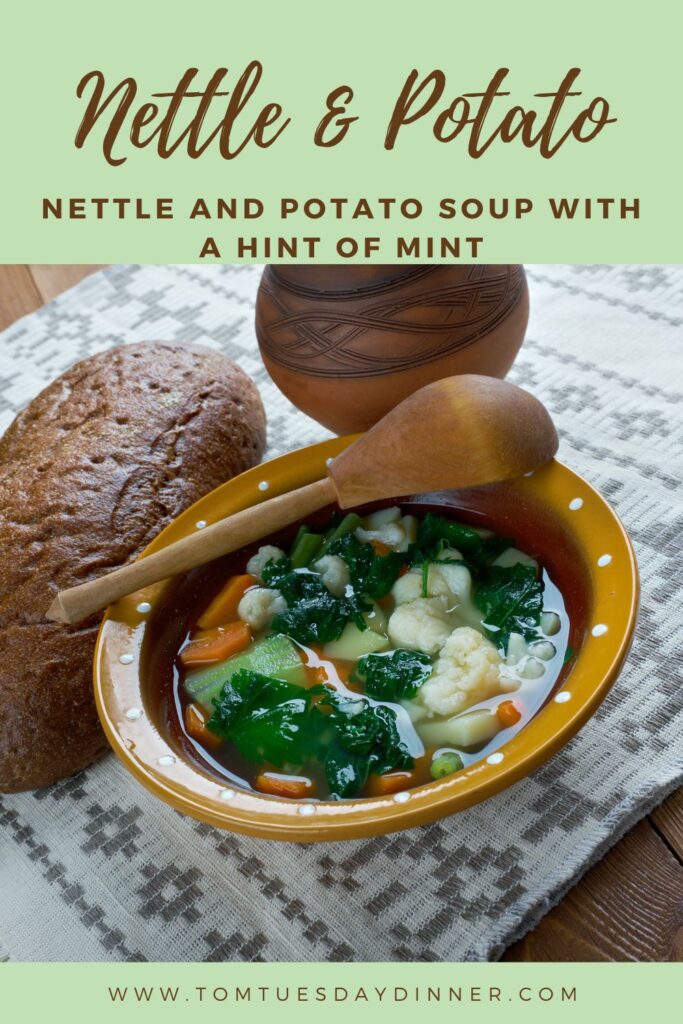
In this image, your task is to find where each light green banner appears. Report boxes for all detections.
[1,0,680,263]
[0,962,678,1022]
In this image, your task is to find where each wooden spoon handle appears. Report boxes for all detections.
[46,476,336,625]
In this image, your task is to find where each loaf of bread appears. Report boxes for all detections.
[0,341,266,792]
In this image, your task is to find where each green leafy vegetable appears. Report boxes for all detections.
[323,743,370,799]
[261,520,407,648]
[208,672,413,799]
[412,512,510,568]
[474,563,544,650]
[354,649,432,702]
[261,556,313,603]
[312,685,413,798]
[327,532,405,600]
[272,590,352,646]
[208,669,312,767]
[262,555,365,644]
[357,704,413,777]
[326,533,373,584]
[364,550,407,600]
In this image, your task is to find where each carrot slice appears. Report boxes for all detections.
[365,771,415,797]
[197,574,257,630]
[306,665,329,687]
[255,773,315,799]
[370,539,392,557]
[327,657,351,685]
[180,621,252,666]
[185,702,222,749]
[497,699,522,728]
[303,653,350,688]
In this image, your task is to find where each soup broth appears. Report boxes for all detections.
[160,504,570,801]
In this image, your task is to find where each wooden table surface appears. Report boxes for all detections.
[1,264,682,962]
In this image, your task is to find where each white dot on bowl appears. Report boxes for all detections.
[393,791,411,803]
[592,623,608,637]
[597,554,612,567]
[125,707,143,721]
[119,653,134,665]
[219,788,236,801]
[298,803,316,816]
[157,755,176,767]
[555,691,571,703]
[569,497,584,511]
[523,470,534,478]
[486,752,504,765]
[258,481,269,492]
[195,520,207,530]
[136,601,152,614]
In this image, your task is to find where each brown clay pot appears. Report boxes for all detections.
[255,264,529,434]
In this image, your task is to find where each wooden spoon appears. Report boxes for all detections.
[46,374,558,625]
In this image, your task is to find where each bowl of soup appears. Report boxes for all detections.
[94,437,638,840]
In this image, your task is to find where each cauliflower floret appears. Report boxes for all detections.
[246,545,286,581]
[435,559,471,602]
[355,522,407,548]
[237,587,287,630]
[398,514,418,550]
[387,596,454,655]
[419,626,508,717]
[364,506,401,528]
[391,553,470,607]
[391,570,423,605]
[313,554,350,597]
[435,546,463,563]
[355,509,419,551]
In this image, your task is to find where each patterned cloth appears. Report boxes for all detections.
[0,264,681,963]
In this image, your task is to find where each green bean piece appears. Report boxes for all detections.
[290,524,311,554]
[322,512,363,552]
[290,531,324,568]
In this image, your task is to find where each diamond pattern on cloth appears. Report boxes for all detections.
[0,263,681,962]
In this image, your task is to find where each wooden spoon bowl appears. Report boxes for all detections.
[329,374,557,504]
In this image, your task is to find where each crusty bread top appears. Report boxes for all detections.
[0,341,266,791]
[0,341,266,627]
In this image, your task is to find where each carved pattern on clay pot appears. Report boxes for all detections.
[256,264,526,379]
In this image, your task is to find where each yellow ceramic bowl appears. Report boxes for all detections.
[94,438,638,841]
